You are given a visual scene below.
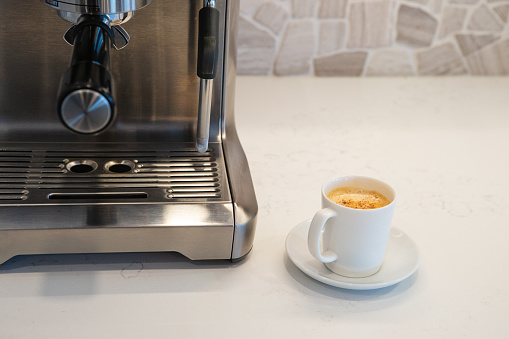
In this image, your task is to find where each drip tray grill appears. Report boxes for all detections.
[0,144,231,205]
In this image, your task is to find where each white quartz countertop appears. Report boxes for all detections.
[2,77,509,338]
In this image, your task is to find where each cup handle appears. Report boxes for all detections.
[308,208,339,263]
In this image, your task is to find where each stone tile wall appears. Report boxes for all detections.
[238,0,509,76]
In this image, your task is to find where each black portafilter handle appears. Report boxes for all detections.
[57,16,115,134]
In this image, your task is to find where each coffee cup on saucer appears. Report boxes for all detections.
[308,176,396,278]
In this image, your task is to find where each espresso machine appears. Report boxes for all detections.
[0,0,257,264]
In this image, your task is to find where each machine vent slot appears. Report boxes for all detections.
[48,192,149,200]
[0,150,31,200]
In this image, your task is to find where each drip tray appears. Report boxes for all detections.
[0,143,231,205]
[0,143,236,262]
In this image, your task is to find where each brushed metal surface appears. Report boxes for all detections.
[222,1,258,259]
[39,0,152,14]
[0,0,258,263]
[0,225,234,262]
[0,0,225,143]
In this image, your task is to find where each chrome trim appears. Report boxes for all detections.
[40,0,152,14]
[104,160,135,173]
[197,79,213,153]
[57,11,133,25]
[66,159,98,173]
[60,89,113,134]
[222,0,258,259]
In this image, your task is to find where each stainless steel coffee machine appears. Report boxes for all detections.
[0,0,257,264]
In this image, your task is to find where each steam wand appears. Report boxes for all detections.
[196,0,219,153]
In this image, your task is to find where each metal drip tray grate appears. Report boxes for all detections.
[0,150,31,201]
[0,144,230,205]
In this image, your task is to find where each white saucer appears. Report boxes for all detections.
[286,220,420,290]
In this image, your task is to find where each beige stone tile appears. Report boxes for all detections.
[467,5,504,31]
[240,1,261,15]
[396,5,438,47]
[428,0,444,14]
[366,50,415,76]
[236,0,509,76]
[238,17,276,49]
[348,0,393,48]
[465,38,509,75]
[318,0,348,18]
[291,0,317,18]
[455,33,499,56]
[448,0,479,4]
[438,6,467,39]
[493,4,509,22]
[416,42,468,75]
[274,21,315,75]
[318,21,347,55]
[254,2,289,35]
[314,51,368,76]
[406,0,431,5]
[237,17,277,75]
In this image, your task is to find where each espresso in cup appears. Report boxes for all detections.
[327,186,391,210]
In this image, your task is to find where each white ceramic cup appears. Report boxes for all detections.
[308,176,396,278]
